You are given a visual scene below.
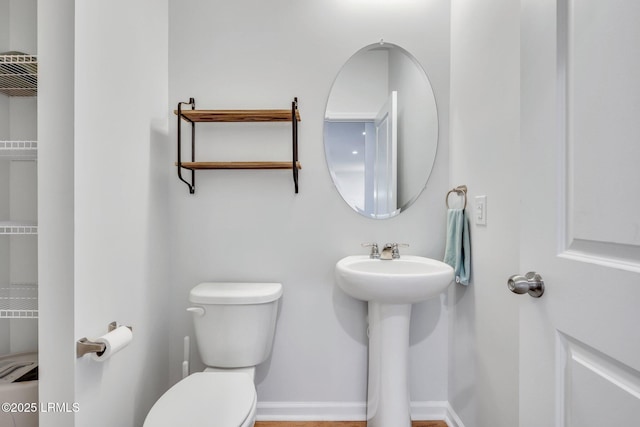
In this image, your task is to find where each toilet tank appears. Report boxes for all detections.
[188,282,283,368]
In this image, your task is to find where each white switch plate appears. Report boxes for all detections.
[475,195,487,225]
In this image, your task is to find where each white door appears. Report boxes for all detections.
[520,0,640,426]
[372,91,398,217]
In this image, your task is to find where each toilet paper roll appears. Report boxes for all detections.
[90,326,133,362]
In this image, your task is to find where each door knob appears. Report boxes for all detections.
[507,272,544,298]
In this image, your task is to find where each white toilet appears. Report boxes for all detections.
[144,282,283,427]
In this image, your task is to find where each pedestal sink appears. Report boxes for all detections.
[335,255,454,427]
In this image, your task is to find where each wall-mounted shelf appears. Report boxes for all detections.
[177,161,302,170]
[0,141,38,160]
[0,52,37,97]
[0,285,38,318]
[0,221,38,235]
[177,109,300,123]
[174,97,301,194]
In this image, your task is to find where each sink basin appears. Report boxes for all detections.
[335,255,454,304]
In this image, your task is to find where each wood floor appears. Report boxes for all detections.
[255,422,447,427]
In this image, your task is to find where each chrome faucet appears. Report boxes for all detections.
[362,242,409,259]
[380,243,409,260]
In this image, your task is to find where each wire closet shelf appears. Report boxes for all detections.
[0,53,37,97]
[0,285,38,318]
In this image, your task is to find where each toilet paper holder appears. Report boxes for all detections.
[76,321,133,358]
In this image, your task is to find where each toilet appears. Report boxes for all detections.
[143,282,283,427]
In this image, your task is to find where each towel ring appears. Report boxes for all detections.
[446,185,468,209]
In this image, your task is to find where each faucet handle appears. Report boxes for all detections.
[361,242,380,259]
[385,243,409,259]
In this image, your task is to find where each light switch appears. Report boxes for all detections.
[475,195,487,225]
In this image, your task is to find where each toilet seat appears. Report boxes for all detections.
[143,372,256,427]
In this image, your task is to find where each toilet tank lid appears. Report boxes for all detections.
[190,282,283,305]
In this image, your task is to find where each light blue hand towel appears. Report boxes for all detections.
[443,208,470,285]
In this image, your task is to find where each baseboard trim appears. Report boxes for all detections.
[257,401,366,421]
[256,401,465,427]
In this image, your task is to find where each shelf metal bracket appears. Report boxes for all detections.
[292,97,299,193]
[177,98,196,194]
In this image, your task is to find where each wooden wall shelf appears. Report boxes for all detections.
[176,161,302,170]
[176,109,301,123]
[175,97,301,194]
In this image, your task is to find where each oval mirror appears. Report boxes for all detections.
[324,43,438,219]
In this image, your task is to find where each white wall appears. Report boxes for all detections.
[449,0,520,426]
[72,1,171,426]
[168,0,450,417]
[38,0,75,425]
[38,1,171,426]
[8,0,36,54]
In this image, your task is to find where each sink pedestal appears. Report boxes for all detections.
[334,255,454,427]
[367,302,412,427]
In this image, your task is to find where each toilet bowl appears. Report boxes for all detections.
[143,372,256,427]
[144,282,282,427]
